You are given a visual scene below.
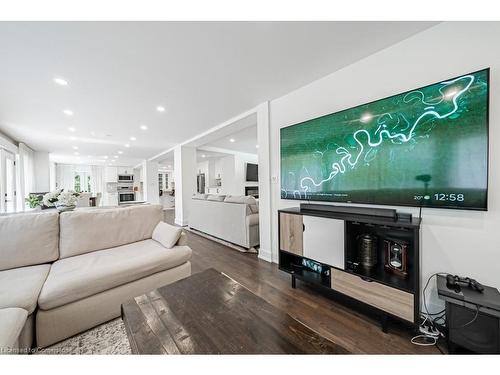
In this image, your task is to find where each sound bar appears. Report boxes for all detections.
[300,203,397,219]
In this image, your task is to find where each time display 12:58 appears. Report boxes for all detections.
[433,193,464,202]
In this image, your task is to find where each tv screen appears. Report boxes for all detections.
[246,163,258,182]
[280,69,489,210]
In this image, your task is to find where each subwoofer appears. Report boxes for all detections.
[357,234,378,268]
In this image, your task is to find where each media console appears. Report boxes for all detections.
[278,204,421,331]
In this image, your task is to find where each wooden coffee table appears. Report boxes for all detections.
[121,268,347,354]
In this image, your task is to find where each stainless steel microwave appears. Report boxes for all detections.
[118,174,134,183]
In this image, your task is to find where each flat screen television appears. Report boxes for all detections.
[246,163,259,182]
[280,69,489,210]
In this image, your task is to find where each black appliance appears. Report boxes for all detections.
[437,275,500,353]
[197,173,205,194]
[119,192,135,204]
[118,174,134,183]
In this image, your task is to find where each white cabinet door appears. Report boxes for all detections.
[105,167,118,182]
[117,166,133,175]
[303,216,344,269]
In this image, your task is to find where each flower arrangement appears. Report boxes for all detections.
[42,189,80,212]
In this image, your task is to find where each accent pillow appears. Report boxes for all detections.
[152,221,182,249]
[206,194,226,201]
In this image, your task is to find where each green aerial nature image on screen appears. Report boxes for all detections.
[280,69,489,210]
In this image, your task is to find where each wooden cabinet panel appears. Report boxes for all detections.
[331,269,414,322]
[279,213,303,256]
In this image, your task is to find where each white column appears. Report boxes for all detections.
[257,102,273,262]
[174,145,197,226]
[34,151,50,192]
[142,160,159,204]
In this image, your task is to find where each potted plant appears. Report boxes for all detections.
[25,195,42,210]
[42,189,80,212]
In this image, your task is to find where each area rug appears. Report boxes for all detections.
[36,318,131,355]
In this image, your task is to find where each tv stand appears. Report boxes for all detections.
[279,206,421,331]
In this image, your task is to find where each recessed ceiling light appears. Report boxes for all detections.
[63,109,74,116]
[229,138,235,143]
[70,136,77,141]
[53,77,68,86]
[103,156,108,159]
[113,155,118,159]
[72,146,78,150]
[156,106,165,112]
[74,152,79,156]
[129,136,136,141]
[68,127,76,132]
[256,144,260,149]
[117,150,123,154]
[139,125,148,130]
[124,144,130,148]
[168,165,172,169]
[90,131,96,136]
[201,154,206,158]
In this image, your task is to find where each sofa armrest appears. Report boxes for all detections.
[176,231,188,246]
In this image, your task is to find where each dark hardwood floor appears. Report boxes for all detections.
[164,209,441,354]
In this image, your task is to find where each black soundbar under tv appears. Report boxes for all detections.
[299,203,397,219]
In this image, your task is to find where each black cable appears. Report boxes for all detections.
[449,304,480,330]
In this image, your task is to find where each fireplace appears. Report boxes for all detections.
[245,186,259,198]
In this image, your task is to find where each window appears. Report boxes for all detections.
[74,171,91,193]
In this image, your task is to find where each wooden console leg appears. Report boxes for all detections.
[291,275,296,289]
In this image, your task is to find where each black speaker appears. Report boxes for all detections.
[447,304,500,354]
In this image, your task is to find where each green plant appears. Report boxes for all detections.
[25,195,41,209]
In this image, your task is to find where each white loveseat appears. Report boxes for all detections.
[0,204,192,351]
[189,195,259,249]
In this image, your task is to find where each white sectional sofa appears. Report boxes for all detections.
[0,204,192,351]
[189,195,259,249]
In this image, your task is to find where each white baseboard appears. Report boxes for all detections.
[258,249,272,263]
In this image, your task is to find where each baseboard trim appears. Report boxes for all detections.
[258,250,272,263]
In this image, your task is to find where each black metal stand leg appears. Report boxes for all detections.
[381,314,389,333]
[291,275,296,289]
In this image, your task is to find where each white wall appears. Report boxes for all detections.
[33,151,50,192]
[269,22,500,310]
[174,145,197,226]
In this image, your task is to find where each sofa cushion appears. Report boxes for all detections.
[59,204,163,259]
[206,194,226,201]
[0,264,51,314]
[0,212,59,271]
[224,195,257,205]
[192,193,208,200]
[152,222,182,249]
[38,240,192,310]
[0,308,28,351]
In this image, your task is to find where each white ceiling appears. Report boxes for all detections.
[0,22,437,166]
[201,125,258,155]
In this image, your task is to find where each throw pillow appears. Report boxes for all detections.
[206,194,226,201]
[152,221,182,249]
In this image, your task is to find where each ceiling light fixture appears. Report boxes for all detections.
[53,77,68,86]
[103,156,108,159]
[256,145,260,149]
[139,125,148,130]
[129,136,136,141]
[201,154,206,158]
[70,136,77,141]
[74,152,79,156]
[156,106,165,112]
[117,150,123,154]
[113,155,118,159]
[90,131,96,136]
[72,146,78,150]
[124,144,130,148]
[229,138,235,143]
[63,109,74,116]
[68,127,76,132]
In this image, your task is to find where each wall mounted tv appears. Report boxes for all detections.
[246,163,259,182]
[280,69,489,210]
